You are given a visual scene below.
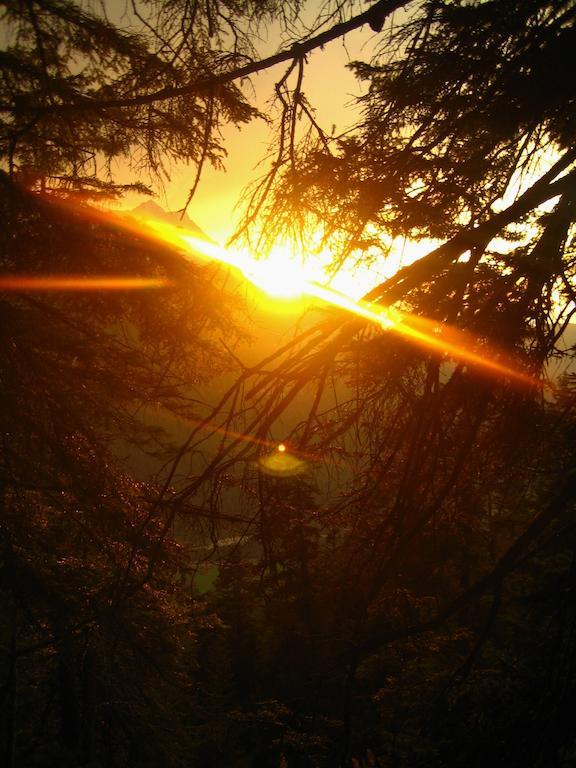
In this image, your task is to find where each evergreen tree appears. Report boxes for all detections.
[184,2,576,764]
[3,1,576,765]
[0,170,244,766]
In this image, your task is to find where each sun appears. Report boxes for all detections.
[57,209,537,389]
[237,241,324,300]
[245,257,308,299]
[239,235,409,303]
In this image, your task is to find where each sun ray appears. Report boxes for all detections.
[30,203,539,390]
[0,276,169,291]
[141,220,538,388]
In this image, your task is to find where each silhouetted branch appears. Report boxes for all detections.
[0,0,410,114]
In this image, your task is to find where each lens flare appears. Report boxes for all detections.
[0,276,168,291]
[259,444,306,476]
[35,204,537,389]
[125,215,539,387]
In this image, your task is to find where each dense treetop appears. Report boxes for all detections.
[1,2,576,767]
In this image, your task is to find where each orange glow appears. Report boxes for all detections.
[146,224,535,387]
[259,445,306,476]
[377,310,536,385]
[150,402,309,474]
[50,206,537,389]
[0,276,168,291]
[160,406,275,450]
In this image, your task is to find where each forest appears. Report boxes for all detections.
[1,1,576,766]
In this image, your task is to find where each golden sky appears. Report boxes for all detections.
[116,12,377,242]
[105,3,429,299]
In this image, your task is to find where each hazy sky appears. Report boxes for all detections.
[109,3,381,243]
[165,35,370,244]
[105,2,425,298]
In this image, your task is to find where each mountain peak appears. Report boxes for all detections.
[131,200,212,242]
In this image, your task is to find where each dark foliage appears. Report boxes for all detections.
[179,2,576,766]
[0,173,241,767]
[2,1,576,767]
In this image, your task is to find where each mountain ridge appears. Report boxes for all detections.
[131,200,213,242]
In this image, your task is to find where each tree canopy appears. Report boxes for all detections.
[1,1,576,767]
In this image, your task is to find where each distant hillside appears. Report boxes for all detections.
[548,322,576,381]
[131,200,213,242]
[560,322,576,352]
